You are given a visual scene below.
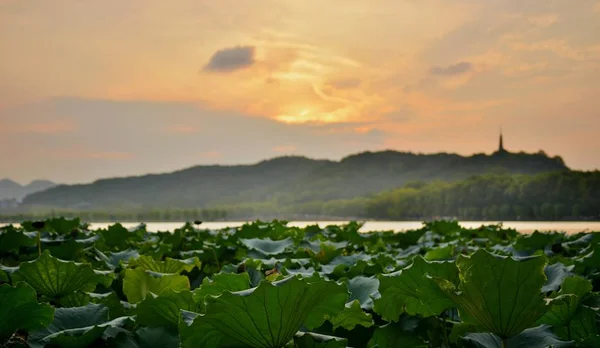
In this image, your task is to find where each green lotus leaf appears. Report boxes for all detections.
[180,276,348,348]
[302,240,347,264]
[235,221,304,242]
[514,231,564,251]
[192,272,251,313]
[239,237,295,256]
[368,322,428,348]
[434,249,549,338]
[45,217,82,235]
[22,217,81,235]
[424,220,462,235]
[0,226,36,255]
[16,250,114,299]
[424,245,455,261]
[123,268,189,303]
[293,332,348,348]
[345,275,379,310]
[318,254,370,276]
[59,291,125,319]
[543,262,575,293]
[95,249,141,270]
[99,223,144,251]
[0,282,54,340]
[28,303,133,348]
[328,300,373,330]
[323,221,364,243]
[111,327,180,348]
[137,242,174,261]
[449,322,480,344]
[301,240,348,254]
[538,276,598,343]
[41,235,99,261]
[129,255,201,274]
[136,289,195,331]
[539,276,592,326]
[307,243,344,264]
[462,324,572,348]
[554,305,600,345]
[576,249,600,275]
[0,264,19,283]
[374,256,458,320]
[580,334,600,348]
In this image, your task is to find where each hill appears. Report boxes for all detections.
[0,179,56,201]
[20,150,568,210]
[365,170,600,220]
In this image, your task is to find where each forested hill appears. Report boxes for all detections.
[366,171,600,220]
[21,150,568,209]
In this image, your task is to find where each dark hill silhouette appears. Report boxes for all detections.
[21,150,568,209]
[0,179,56,201]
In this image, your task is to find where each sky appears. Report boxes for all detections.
[1,0,599,184]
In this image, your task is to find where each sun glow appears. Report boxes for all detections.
[274,107,347,124]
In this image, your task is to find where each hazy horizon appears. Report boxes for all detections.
[2,1,600,183]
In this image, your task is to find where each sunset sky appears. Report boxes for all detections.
[1,0,600,183]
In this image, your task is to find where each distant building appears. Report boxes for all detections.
[495,130,508,155]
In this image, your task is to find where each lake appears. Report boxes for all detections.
[3,220,599,234]
[80,220,600,234]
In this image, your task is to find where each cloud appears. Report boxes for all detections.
[430,61,473,76]
[203,45,256,72]
[312,84,351,104]
[329,78,361,89]
[383,109,414,123]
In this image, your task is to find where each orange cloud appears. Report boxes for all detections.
[188,29,387,125]
[327,78,361,90]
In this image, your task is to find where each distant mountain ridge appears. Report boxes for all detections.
[0,179,56,201]
[21,150,569,209]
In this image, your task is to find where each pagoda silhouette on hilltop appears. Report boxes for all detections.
[494,129,509,155]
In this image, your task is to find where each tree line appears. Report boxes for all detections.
[365,171,600,220]
[0,208,228,223]
[3,171,598,222]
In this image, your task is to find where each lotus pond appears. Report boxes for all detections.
[0,218,599,347]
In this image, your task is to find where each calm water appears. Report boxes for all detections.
[83,221,600,234]
[2,221,599,234]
